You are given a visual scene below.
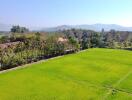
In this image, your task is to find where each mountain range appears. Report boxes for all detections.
[42,24,132,32]
[1,23,132,32]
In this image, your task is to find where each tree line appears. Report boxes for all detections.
[1,26,132,70]
[0,28,78,70]
[62,29,132,50]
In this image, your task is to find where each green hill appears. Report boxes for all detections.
[0,48,132,100]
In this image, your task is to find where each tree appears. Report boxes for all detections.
[90,32,101,48]
[81,32,89,49]
[101,28,104,34]
[11,25,29,33]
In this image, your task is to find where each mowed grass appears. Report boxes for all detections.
[0,48,132,100]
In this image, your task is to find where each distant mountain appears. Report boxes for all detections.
[41,25,72,32]
[41,24,132,32]
[0,23,12,31]
[1,23,132,32]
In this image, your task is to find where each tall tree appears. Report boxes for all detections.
[11,25,29,33]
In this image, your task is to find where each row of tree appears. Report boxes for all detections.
[1,26,132,70]
[62,29,132,49]
[0,32,78,70]
[11,25,29,33]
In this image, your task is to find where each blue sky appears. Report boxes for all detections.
[0,0,132,27]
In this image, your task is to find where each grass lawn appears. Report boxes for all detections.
[0,48,132,100]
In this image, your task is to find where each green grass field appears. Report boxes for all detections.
[0,48,132,100]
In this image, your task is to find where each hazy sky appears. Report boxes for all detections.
[0,0,132,27]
